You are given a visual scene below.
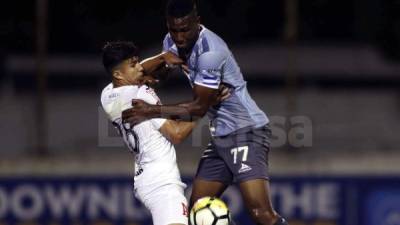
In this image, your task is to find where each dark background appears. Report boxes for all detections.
[0,0,400,168]
[0,2,400,225]
[2,0,400,92]
[2,0,399,55]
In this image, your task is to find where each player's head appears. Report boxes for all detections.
[166,0,200,52]
[102,41,144,85]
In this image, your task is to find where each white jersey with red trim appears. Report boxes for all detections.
[100,83,185,192]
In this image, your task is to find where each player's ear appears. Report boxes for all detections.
[112,70,123,79]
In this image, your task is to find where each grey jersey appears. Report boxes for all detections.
[163,25,269,136]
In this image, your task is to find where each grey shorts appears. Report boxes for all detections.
[195,125,271,184]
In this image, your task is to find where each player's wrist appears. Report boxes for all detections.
[151,104,162,118]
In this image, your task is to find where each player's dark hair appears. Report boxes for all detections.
[166,0,197,18]
[102,41,139,74]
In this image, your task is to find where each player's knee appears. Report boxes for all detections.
[248,207,278,225]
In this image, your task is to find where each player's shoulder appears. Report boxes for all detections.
[163,33,171,42]
[101,83,140,95]
[101,83,113,95]
[101,84,142,121]
[101,83,140,105]
[196,28,230,70]
[162,33,179,54]
[197,51,228,70]
[119,85,141,100]
[163,33,174,49]
[100,83,114,105]
[199,26,229,53]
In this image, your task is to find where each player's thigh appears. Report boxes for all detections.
[190,178,228,208]
[142,184,189,225]
[195,143,233,184]
[238,178,274,211]
[191,143,232,207]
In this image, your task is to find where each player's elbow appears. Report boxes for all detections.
[189,104,208,118]
[169,132,185,144]
[160,121,188,144]
[197,107,208,117]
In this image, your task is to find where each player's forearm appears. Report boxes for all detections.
[140,53,166,75]
[172,121,196,143]
[160,120,196,144]
[149,102,207,121]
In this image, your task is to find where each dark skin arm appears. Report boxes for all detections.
[122,84,225,125]
[140,51,183,77]
[139,51,184,88]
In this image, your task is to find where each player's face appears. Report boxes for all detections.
[117,57,144,84]
[167,13,200,52]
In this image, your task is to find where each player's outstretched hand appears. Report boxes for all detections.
[122,99,153,125]
[181,64,189,73]
[212,83,231,105]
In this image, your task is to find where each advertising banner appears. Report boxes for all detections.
[0,176,399,225]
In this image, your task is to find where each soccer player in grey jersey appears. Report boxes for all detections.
[122,0,288,224]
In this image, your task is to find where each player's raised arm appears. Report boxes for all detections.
[140,51,183,77]
[122,51,229,125]
[122,85,218,124]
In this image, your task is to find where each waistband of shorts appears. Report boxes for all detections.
[212,123,271,139]
[226,123,270,136]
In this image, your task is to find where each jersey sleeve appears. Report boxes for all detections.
[136,86,167,129]
[150,118,166,130]
[194,51,227,89]
[162,34,179,55]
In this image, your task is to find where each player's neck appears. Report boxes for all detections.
[112,78,139,88]
[179,41,197,60]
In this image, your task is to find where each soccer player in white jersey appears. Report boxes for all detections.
[121,0,289,225]
[100,41,196,225]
